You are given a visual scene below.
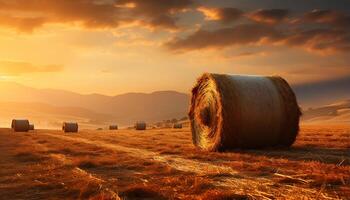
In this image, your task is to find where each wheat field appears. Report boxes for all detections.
[0,125,349,199]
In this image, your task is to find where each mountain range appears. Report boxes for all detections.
[0,82,189,127]
[302,100,350,124]
[0,76,349,128]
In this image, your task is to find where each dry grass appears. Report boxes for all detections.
[0,124,349,199]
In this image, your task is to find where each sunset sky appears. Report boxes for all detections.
[0,0,349,95]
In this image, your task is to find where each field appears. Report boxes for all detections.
[0,125,349,200]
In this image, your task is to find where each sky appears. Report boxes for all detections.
[0,0,349,95]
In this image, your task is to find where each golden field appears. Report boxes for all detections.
[0,125,349,200]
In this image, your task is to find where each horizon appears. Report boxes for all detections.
[1,74,349,97]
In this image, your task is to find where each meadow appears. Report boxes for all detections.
[0,125,349,199]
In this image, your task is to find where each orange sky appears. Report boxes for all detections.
[0,0,349,95]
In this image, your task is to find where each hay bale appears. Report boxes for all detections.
[173,123,183,129]
[62,122,78,133]
[11,119,30,132]
[109,125,118,130]
[29,124,35,130]
[189,73,301,151]
[135,121,146,130]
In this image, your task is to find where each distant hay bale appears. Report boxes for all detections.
[173,123,183,129]
[29,124,35,130]
[109,125,118,130]
[11,119,30,132]
[62,122,78,133]
[135,121,146,130]
[189,73,301,151]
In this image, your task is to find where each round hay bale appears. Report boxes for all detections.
[189,73,301,151]
[29,124,35,130]
[11,119,30,132]
[62,122,78,133]
[109,125,118,130]
[135,121,146,130]
[173,123,183,129]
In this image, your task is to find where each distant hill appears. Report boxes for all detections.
[0,82,190,126]
[293,76,350,108]
[302,100,350,124]
[0,79,349,127]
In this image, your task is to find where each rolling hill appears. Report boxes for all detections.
[302,100,350,124]
[0,78,349,127]
[0,82,190,126]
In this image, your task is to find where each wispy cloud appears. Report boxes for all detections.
[0,60,63,75]
[0,0,193,32]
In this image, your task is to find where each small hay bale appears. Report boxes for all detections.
[62,122,78,133]
[11,119,30,132]
[189,73,301,151]
[109,125,118,130]
[135,121,146,130]
[173,123,183,129]
[29,124,35,130]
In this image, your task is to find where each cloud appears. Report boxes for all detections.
[116,0,192,16]
[148,14,178,30]
[0,0,193,32]
[302,9,350,28]
[197,7,243,23]
[116,0,193,30]
[0,60,63,75]
[248,9,289,24]
[166,23,350,54]
[222,51,267,59]
[0,15,46,32]
[165,24,283,52]
[282,29,350,53]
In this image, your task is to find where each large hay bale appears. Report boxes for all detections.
[173,123,183,129]
[135,121,146,130]
[109,125,118,130]
[189,73,301,151]
[29,124,35,130]
[62,122,78,133]
[11,119,30,132]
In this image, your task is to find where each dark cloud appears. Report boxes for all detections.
[0,0,193,32]
[283,29,350,53]
[248,9,289,24]
[0,0,123,31]
[117,0,192,16]
[115,0,193,29]
[303,9,350,28]
[216,8,243,23]
[165,24,283,52]
[197,7,243,23]
[149,14,178,30]
[166,24,350,53]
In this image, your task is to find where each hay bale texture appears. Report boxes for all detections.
[189,73,301,151]
[173,123,183,129]
[11,119,30,132]
[62,122,78,133]
[109,125,118,130]
[135,121,146,130]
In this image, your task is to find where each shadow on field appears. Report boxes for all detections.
[235,146,349,166]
